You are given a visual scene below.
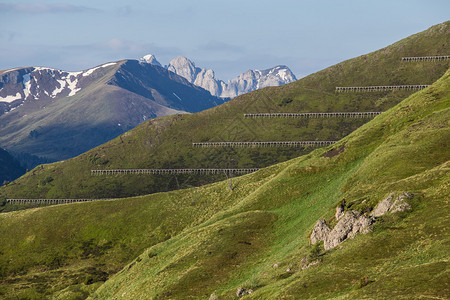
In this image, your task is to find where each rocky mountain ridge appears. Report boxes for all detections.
[141,55,297,98]
[0,63,117,114]
[0,60,223,161]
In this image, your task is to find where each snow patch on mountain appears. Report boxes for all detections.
[66,76,80,97]
[23,74,32,99]
[83,62,117,77]
[0,67,88,104]
[52,79,67,98]
[1,92,22,103]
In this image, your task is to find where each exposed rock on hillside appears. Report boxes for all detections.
[311,192,414,250]
[370,192,413,217]
[335,205,345,220]
[310,219,330,244]
[236,287,253,297]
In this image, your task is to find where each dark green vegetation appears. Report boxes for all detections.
[0,148,25,185]
[0,61,222,161]
[1,22,449,202]
[0,65,448,299]
[8,151,53,171]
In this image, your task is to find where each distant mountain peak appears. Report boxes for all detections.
[139,54,162,67]
[0,59,224,160]
[167,56,201,83]
[166,58,297,98]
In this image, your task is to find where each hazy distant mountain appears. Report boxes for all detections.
[161,55,296,98]
[0,60,224,161]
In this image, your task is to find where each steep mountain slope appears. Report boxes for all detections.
[0,148,25,184]
[166,56,297,97]
[0,61,223,160]
[1,21,447,201]
[0,68,448,299]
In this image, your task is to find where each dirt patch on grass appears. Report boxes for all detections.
[322,145,345,158]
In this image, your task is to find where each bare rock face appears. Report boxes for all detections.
[310,219,331,244]
[324,211,373,250]
[371,192,413,217]
[390,192,413,213]
[370,193,395,217]
[167,56,200,83]
[166,56,296,98]
[347,214,374,239]
[194,69,222,97]
[335,205,345,220]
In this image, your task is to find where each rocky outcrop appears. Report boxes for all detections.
[236,287,253,297]
[370,192,413,217]
[335,205,345,220]
[311,211,373,250]
[310,219,331,244]
[391,192,413,213]
[311,192,413,250]
[370,193,395,217]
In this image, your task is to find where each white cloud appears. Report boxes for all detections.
[104,38,125,50]
[0,3,98,14]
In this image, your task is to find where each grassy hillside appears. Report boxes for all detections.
[90,69,450,299]
[1,22,448,202]
[0,67,448,299]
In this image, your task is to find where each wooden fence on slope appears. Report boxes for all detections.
[244,112,382,118]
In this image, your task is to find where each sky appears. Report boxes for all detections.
[0,0,449,80]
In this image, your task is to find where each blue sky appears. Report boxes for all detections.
[1,0,448,80]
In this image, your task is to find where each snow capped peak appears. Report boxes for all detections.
[139,54,162,67]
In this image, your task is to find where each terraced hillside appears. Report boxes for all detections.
[0,66,448,299]
[0,21,449,203]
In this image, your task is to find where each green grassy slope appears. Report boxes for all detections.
[1,22,448,202]
[89,70,450,299]
[0,68,448,298]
